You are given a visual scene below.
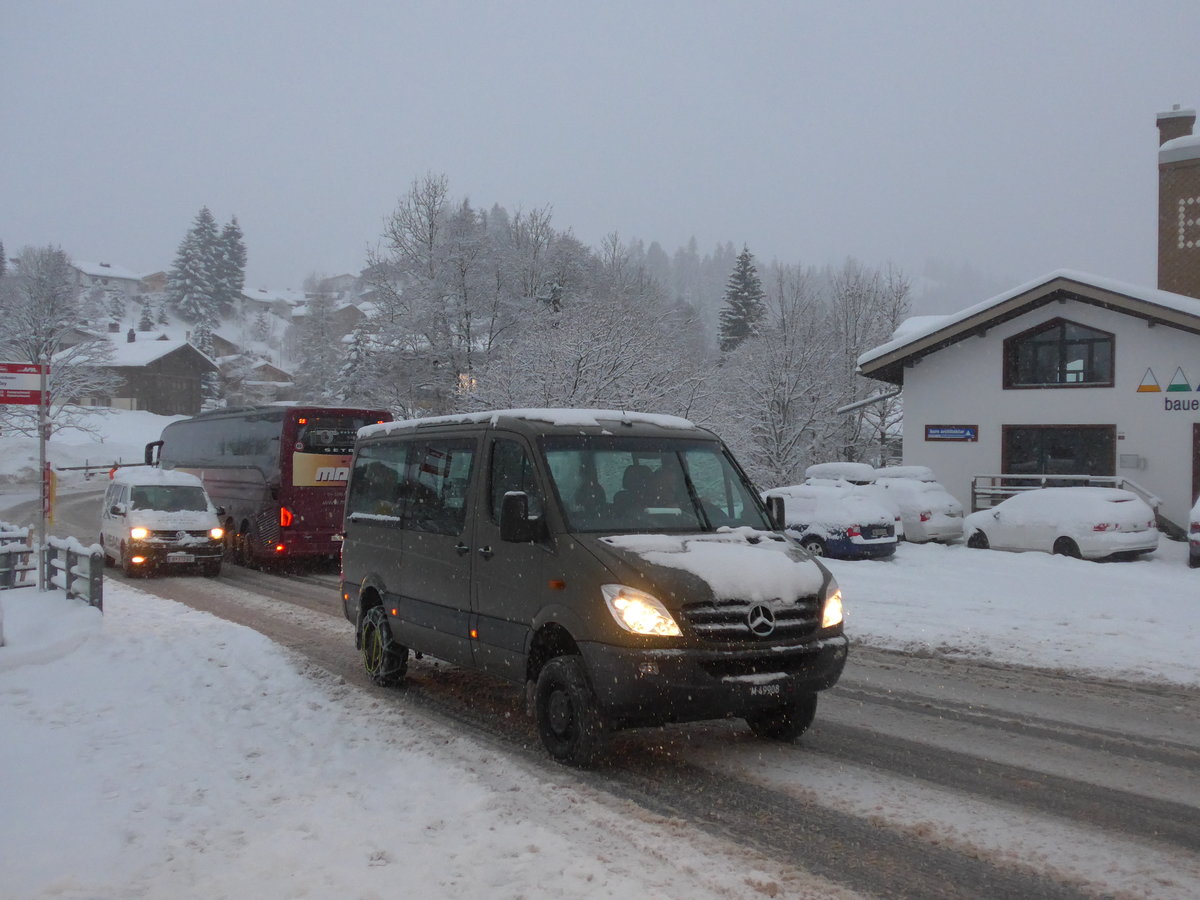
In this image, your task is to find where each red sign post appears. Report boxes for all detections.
[0,362,45,405]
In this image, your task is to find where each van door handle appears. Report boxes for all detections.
[454,542,470,556]
[478,545,494,560]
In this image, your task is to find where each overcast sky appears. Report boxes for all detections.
[3,0,1197,308]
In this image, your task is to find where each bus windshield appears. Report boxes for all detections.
[542,435,771,533]
[294,415,374,454]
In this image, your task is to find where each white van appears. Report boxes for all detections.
[100,466,225,577]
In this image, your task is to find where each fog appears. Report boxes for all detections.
[2,0,1197,311]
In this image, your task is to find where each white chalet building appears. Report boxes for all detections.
[859,106,1200,533]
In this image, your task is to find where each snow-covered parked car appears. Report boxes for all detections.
[873,465,964,543]
[1189,495,1200,568]
[963,487,1158,560]
[764,480,897,559]
[100,466,225,577]
[804,461,906,540]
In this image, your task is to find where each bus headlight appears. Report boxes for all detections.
[822,582,844,629]
[129,527,149,540]
[601,584,682,637]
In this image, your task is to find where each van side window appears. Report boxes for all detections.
[402,439,476,535]
[347,443,408,519]
[489,439,542,522]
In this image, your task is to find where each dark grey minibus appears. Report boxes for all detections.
[339,409,847,765]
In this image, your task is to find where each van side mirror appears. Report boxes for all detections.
[111,503,127,517]
[766,494,785,531]
[500,492,543,543]
[145,440,163,466]
[215,506,226,518]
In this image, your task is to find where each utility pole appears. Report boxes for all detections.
[37,359,48,590]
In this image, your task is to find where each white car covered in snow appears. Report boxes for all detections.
[765,479,897,559]
[963,487,1158,560]
[873,465,964,543]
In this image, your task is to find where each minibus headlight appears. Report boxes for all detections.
[129,527,149,540]
[210,527,224,541]
[601,584,682,637]
[822,582,844,629]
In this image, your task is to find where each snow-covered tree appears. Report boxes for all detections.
[718,245,766,352]
[166,207,220,323]
[292,293,341,402]
[825,259,911,463]
[213,216,246,318]
[137,302,154,331]
[190,318,222,405]
[712,265,841,488]
[0,245,121,436]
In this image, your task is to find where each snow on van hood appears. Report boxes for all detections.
[600,528,826,601]
[125,509,218,531]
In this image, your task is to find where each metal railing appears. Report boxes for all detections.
[0,524,35,591]
[41,537,104,611]
[971,473,1162,513]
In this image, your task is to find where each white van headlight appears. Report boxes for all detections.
[822,581,844,629]
[129,527,149,540]
[601,585,682,637]
[210,527,225,541]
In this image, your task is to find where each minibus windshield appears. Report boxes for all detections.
[542,436,771,533]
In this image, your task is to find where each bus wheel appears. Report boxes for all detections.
[238,527,257,568]
[361,606,408,686]
[535,655,607,767]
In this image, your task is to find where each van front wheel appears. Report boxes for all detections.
[361,606,408,687]
[535,656,606,767]
[745,692,818,742]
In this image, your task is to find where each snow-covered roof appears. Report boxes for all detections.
[859,270,1200,385]
[361,408,697,440]
[72,260,146,281]
[242,287,307,305]
[100,338,218,369]
[111,465,204,487]
[1160,133,1200,164]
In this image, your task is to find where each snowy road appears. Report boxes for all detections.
[17,486,1200,898]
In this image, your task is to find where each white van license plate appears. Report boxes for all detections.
[166,553,195,564]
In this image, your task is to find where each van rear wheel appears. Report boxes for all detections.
[535,656,606,767]
[361,606,407,687]
[745,693,818,742]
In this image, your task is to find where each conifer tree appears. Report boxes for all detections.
[138,302,154,331]
[718,245,766,352]
[166,207,220,323]
[213,216,247,317]
[191,318,222,403]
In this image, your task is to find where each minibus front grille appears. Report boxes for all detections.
[680,596,820,642]
[148,530,211,540]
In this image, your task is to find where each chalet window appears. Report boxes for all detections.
[1003,318,1114,388]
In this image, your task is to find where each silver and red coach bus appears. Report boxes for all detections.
[147,404,392,565]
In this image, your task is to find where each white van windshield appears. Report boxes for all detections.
[542,436,771,533]
[129,485,209,512]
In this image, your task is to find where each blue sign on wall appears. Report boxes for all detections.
[925,424,978,442]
